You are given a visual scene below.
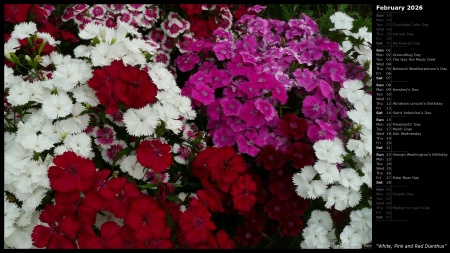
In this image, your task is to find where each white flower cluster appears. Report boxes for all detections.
[330,11,372,78]
[76,20,158,67]
[333,208,372,249]
[301,210,335,248]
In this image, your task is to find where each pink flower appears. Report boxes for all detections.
[220,97,242,117]
[191,83,215,106]
[236,130,264,156]
[239,100,266,127]
[254,98,276,121]
[90,5,106,19]
[302,95,326,119]
[213,124,237,147]
[94,125,116,148]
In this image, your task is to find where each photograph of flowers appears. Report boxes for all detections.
[4,4,372,249]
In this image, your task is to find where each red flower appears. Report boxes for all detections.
[55,191,104,226]
[192,188,224,213]
[280,113,309,140]
[284,195,310,217]
[243,210,266,231]
[4,4,31,23]
[206,146,246,192]
[78,222,125,249]
[268,170,295,200]
[179,205,216,245]
[231,174,257,212]
[257,145,286,171]
[286,141,315,169]
[145,226,173,249]
[47,151,96,192]
[235,226,261,246]
[103,177,142,218]
[91,169,116,200]
[180,4,203,15]
[215,229,236,249]
[116,63,157,108]
[279,215,305,236]
[137,139,173,173]
[124,197,169,242]
[191,147,217,180]
[264,196,287,221]
[32,204,80,249]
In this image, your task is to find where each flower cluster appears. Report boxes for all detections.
[4,4,372,249]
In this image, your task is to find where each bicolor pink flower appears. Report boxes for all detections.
[254,98,276,121]
[144,6,160,21]
[94,125,116,148]
[90,5,106,19]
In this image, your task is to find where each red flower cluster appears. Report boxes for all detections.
[88,60,157,115]
[4,4,53,24]
[32,151,173,249]
[191,146,257,213]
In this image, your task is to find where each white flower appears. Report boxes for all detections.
[350,208,372,232]
[74,45,92,58]
[40,121,64,144]
[11,22,37,40]
[53,62,89,91]
[361,162,372,188]
[71,85,100,106]
[323,185,349,210]
[347,189,361,207]
[90,42,115,66]
[28,81,52,103]
[4,229,33,249]
[301,223,331,249]
[7,81,32,106]
[79,23,102,40]
[63,132,93,158]
[313,138,347,164]
[339,79,364,102]
[153,102,182,134]
[4,194,21,238]
[120,155,147,180]
[41,93,73,119]
[339,168,363,191]
[329,12,354,31]
[339,225,364,248]
[58,103,90,134]
[123,105,160,137]
[36,32,60,46]
[292,166,327,199]
[4,38,20,54]
[4,144,34,175]
[314,160,340,184]
[17,187,48,212]
[307,210,333,231]
[148,62,178,90]
[20,133,55,153]
[340,40,353,53]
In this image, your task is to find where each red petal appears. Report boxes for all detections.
[59,215,81,240]
[100,221,120,239]
[48,166,76,192]
[47,233,77,249]
[31,225,51,248]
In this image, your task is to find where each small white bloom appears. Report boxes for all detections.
[120,155,147,180]
[123,105,159,137]
[71,85,100,106]
[329,12,354,31]
[7,81,32,106]
[302,223,331,249]
[339,225,363,249]
[339,168,363,191]
[11,22,37,40]
[361,162,372,188]
[58,103,90,134]
[41,93,73,119]
[74,45,92,58]
[63,132,93,158]
[4,38,21,54]
[314,160,340,184]
[36,32,60,46]
[307,210,333,231]
[323,185,349,210]
[79,23,102,40]
[350,208,372,232]
[313,138,347,164]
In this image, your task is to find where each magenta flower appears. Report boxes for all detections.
[213,41,235,61]
[175,52,200,72]
[191,83,215,106]
[236,130,265,157]
[320,60,346,82]
[90,5,106,19]
[302,95,326,119]
[254,98,277,121]
[206,100,223,121]
[240,100,266,127]
[220,97,242,117]
[213,125,238,147]
[226,116,248,133]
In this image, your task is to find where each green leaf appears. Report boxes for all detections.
[166,195,181,202]
[137,183,157,189]
[112,146,134,166]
